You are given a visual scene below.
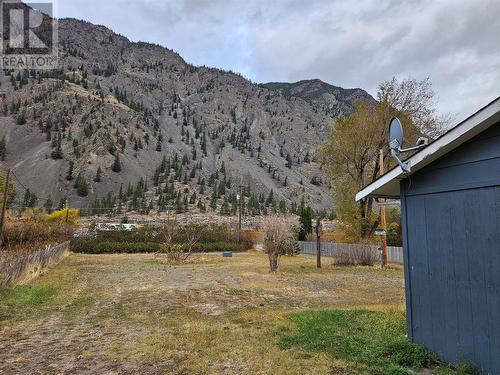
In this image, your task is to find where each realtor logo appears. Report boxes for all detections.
[1,1,58,70]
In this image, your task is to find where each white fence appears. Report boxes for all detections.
[297,241,404,264]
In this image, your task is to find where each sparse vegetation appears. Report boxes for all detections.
[70,223,253,255]
[0,252,468,374]
[332,242,380,267]
[263,215,298,272]
[0,210,76,288]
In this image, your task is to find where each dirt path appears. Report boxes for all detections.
[0,252,405,374]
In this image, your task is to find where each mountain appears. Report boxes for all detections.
[262,79,375,118]
[0,15,374,216]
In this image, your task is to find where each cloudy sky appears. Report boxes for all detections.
[57,0,499,121]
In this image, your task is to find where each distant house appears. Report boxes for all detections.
[356,97,500,374]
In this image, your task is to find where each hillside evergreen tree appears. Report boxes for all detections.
[44,197,53,213]
[94,166,102,182]
[22,189,37,208]
[111,153,121,172]
[66,161,74,181]
[0,137,6,161]
[16,109,26,125]
[51,142,63,159]
[74,175,89,197]
[210,188,218,210]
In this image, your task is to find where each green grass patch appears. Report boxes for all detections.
[279,309,460,374]
[0,284,58,321]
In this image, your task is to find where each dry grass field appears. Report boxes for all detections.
[0,252,466,374]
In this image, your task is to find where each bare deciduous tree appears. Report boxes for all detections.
[378,77,453,139]
[321,77,452,241]
[263,215,298,272]
[156,220,200,264]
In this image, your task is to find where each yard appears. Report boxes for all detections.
[0,252,469,374]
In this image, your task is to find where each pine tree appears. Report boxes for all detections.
[22,189,37,208]
[51,134,63,159]
[94,166,102,182]
[0,137,6,161]
[298,205,313,241]
[74,175,89,197]
[16,110,26,125]
[266,189,275,206]
[220,198,230,216]
[66,161,74,181]
[210,188,218,210]
[111,153,121,172]
[44,197,53,213]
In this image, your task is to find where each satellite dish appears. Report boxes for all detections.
[387,117,428,173]
[389,117,404,155]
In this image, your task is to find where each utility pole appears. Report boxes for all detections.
[379,149,388,268]
[316,217,321,268]
[237,186,242,243]
[0,169,11,247]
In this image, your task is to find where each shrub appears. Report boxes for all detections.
[2,211,74,246]
[70,240,160,254]
[87,223,232,245]
[227,229,257,250]
[280,237,300,256]
[332,243,379,267]
[263,215,298,272]
[70,240,245,254]
[46,208,79,224]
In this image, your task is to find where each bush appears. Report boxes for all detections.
[70,241,160,254]
[87,223,232,245]
[70,240,246,254]
[263,215,298,272]
[2,211,74,246]
[280,238,300,256]
[46,208,79,224]
[227,229,257,250]
[333,243,380,266]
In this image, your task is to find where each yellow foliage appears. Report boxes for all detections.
[46,208,79,224]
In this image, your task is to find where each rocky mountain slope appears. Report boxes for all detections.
[262,79,374,118]
[0,14,374,216]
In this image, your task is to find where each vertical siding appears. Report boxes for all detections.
[400,182,413,340]
[404,186,500,374]
[402,123,500,374]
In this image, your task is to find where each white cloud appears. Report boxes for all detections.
[57,0,500,121]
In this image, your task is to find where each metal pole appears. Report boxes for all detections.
[379,149,388,268]
[0,169,11,247]
[316,217,321,268]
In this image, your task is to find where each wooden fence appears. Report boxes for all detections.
[297,241,404,264]
[0,241,70,289]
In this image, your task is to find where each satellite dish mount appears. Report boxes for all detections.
[388,117,428,173]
